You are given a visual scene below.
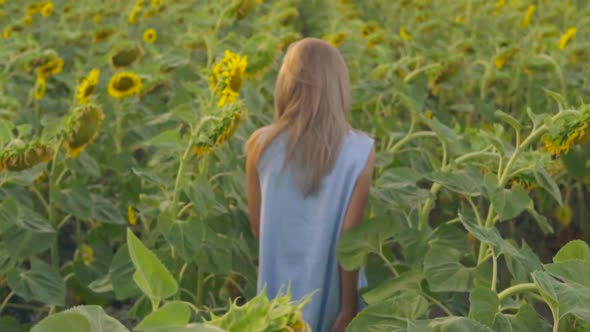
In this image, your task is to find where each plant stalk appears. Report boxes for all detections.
[497,283,537,301]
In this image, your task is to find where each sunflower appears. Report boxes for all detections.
[76,68,100,104]
[26,4,40,15]
[507,172,537,192]
[494,48,519,69]
[520,4,535,29]
[37,58,64,78]
[23,14,33,25]
[128,6,141,24]
[193,144,213,158]
[92,28,114,43]
[559,27,576,50]
[2,25,10,39]
[400,25,411,41]
[143,28,157,43]
[34,76,46,100]
[40,2,54,17]
[193,106,245,158]
[0,142,54,173]
[107,72,142,98]
[328,33,346,48]
[210,50,248,108]
[542,108,590,156]
[361,21,379,38]
[151,0,162,5]
[65,104,105,157]
[128,205,137,225]
[109,45,144,69]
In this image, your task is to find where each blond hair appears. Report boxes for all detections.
[246,37,351,196]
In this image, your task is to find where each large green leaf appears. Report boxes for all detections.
[0,198,56,259]
[552,240,590,263]
[424,168,483,196]
[127,229,178,302]
[468,287,499,327]
[161,216,206,264]
[32,305,129,332]
[483,174,531,221]
[69,306,129,332]
[31,312,91,332]
[53,187,93,220]
[348,291,429,332]
[492,303,550,332]
[7,259,66,306]
[337,218,400,270]
[197,229,232,274]
[407,317,494,332]
[544,260,590,289]
[459,213,522,259]
[504,242,543,283]
[135,301,192,331]
[424,244,473,292]
[427,224,469,252]
[183,174,216,216]
[362,271,424,305]
[110,244,142,300]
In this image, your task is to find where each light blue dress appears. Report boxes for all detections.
[256,129,374,332]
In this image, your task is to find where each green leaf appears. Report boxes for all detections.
[422,117,458,141]
[407,317,495,332]
[424,244,473,292]
[53,187,93,220]
[534,163,562,205]
[525,204,554,235]
[69,306,129,332]
[348,291,428,332]
[504,242,543,283]
[377,167,422,189]
[337,218,399,270]
[532,271,558,308]
[362,271,424,305]
[32,305,129,332]
[161,217,206,264]
[145,129,181,148]
[0,316,26,332]
[493,303,550,332]
[127,229,178,302]
[495,110,521,130]
[91,195,126,225]
[31,312,91,332]
[469,287,499,327]
[424,169,483,196]
[544,260,590,288]
[484,173,531,221]
[110,244,142,300]
[2,163,47,186]
[526,107,550,129]
[0,119,13,146]
[553,240,590,263]
[0,198,55,259]
[135,301,191,331]
[427,224,469,252]
[7,259,66,306]
[459,213,522,259]
[197,229,232,275]
[183,174,216,216]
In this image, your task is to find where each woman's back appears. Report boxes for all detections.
[256,129,374,331]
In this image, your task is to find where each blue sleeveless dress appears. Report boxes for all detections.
[256,129,374,332]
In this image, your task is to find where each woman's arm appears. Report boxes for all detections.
[334,147,375,329]
[246,138,261,240]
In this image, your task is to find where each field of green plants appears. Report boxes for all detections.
[1,0,590,331]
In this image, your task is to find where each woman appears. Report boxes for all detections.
[245,37,375,332]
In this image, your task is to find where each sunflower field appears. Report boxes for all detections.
[1,0,590,331]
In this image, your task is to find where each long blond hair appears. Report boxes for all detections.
[246,37,352,196]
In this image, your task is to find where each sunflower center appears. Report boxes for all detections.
[115,77,135,91]
[83,84,96,98]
